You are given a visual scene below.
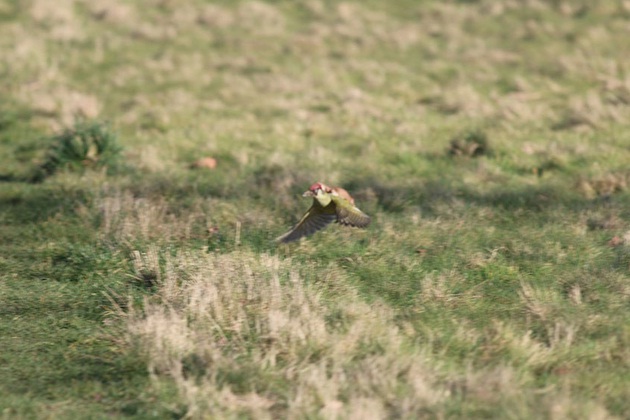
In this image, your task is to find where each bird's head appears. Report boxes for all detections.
[303,182,327,197]
[310,182,325,192]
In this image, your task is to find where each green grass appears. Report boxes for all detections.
[1,0,630,418]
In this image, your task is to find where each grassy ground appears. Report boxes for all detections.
[1,0,629,418]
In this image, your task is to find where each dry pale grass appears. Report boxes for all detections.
[4,0,628,146]
[29,0,85,41]
[577,172,628,199]
[98,191,208,244]
[125,249,447,418]
[119,243,617,419]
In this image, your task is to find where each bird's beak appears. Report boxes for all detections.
[303,191,315,197]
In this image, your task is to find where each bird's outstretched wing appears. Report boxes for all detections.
[331,195,371,228]
[276,201,337,243]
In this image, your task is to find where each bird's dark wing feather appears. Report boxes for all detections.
[331,195,371,228]
[276,201,337,243]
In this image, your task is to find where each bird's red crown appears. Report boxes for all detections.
[309,182,324,192]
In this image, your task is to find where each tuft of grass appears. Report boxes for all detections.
[448,129,489,158]
[31,119,122,183]
[577,172,628,199]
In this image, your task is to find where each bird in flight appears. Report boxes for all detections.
[277,182,371,243]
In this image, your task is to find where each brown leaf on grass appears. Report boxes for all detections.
[191,157,217,170]
[552,365,572,376]
[607,236,623,247]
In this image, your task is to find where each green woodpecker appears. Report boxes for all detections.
[277,182,371,243]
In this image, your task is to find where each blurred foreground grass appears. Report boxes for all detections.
[1,0,629,418]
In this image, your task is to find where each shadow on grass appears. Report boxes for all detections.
[0,184,91,225]
[347,176,598,218]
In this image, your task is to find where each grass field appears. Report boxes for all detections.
[1,0,629,418]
